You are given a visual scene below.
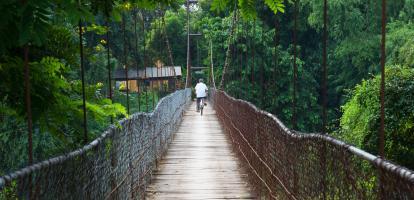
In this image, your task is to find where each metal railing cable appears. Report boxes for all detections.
[0,89,191,199]
[211,89,414,199]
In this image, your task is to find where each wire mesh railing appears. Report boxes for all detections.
[212,89,414,200]
[0,89,191,199]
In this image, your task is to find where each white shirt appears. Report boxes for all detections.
[195,82,208,98]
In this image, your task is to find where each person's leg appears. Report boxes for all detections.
[196,97,200,112]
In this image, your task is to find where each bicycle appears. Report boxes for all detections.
[199,98,205,116]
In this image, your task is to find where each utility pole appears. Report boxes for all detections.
[185,0,198,88]
[185,0,191,88]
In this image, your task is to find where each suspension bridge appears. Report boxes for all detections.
[0,88,413,199]
[1,0,414,199]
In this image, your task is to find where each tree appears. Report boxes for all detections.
[0,0,185,174]
[339,66,414,169]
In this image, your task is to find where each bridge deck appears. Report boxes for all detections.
[145,101,255,199]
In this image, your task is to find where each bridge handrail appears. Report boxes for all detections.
[223,91,414,181]
[212,89,414,199]
[0,89,192,199]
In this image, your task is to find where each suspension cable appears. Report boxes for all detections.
[106,15,113,123]
[259,20,265,107]
[140,12,149,112]
[219,4,238,89]
[292,0,298,130]
[23,44,33,199]
[122,11,130,115]
[161,12,177,91]
[133,9,141,112]
[231,22,236,95]
[273,17,279,85]
[79,20,88,144]
[379,8,387,200]
[237,19,241,96]
[157,10,162,95]
[235,14,240,97]
[251,19,256,89]
[292,1,299,195]
[244,20,249,98]
[379,0,387,160]
[322,0,328,134]
[239,21,243,98]
[321,2,329,199]
[150,15,155,109]
[209,39,216,89]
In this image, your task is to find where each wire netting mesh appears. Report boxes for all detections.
[0,89,191,200]
[212,89,414,200]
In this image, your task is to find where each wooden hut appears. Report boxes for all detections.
[113,66,182,92]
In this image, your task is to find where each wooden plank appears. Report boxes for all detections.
[145,101,255,199]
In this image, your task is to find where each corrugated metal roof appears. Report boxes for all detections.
[113,66,182,80]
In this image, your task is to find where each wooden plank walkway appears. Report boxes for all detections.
[145,101,256,199]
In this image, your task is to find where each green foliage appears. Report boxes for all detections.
[135,0,184,10]
[264,0,285,14]
[0,55,126,137]
[0,56,69,119]
[387,21,414,68]
[38,25,79,68]
[238,0,256,19]
[0,0,54,51]
[339,66,414,169]
[0,1,19,53]
[0,0,413,175]
[398,39,414,67]
[113,90,160,113]
[211,0,285,19]
[0,0,186,176]
[148,10,187,68]
[86,24,108,35]
[0,180,18,200]
[19,0,54,46]
[211,0,229,12]
[193,12,321,131]
[300,0,414,127]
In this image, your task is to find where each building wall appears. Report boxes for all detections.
[117,80,172,93]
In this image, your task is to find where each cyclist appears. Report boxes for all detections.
[195,78,208,112]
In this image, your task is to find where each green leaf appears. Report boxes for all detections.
[264,0,285,14]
